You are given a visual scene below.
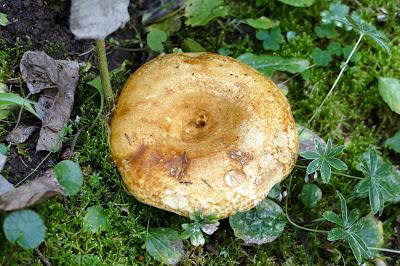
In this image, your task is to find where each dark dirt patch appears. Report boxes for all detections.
[0,0,90,59]
[1,0,150,185]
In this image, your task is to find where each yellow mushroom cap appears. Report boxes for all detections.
[110,52,298,218]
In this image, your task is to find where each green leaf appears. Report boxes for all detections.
[3,209,46,249]
[53,160,83,196]
[300,150,320,160]
[358,216,384,256]
[327,158,348,171]
[181,38,206,52]
[243,16,279,30]
[347,233,372,264]
[267,183,281,199]
[311,48,332,66]
[320,1,350,26]
[338,14,390,54]
[0,143,7,155]
[299,183,322,208]
[146,228,184,265]
[336,191,348,226]
[323,211,343,226]
[314,23,338,38]
[347,209,360,227]
[306,158,322,174]
[185,0,229,26]
[237,53,309,77]
[83,206,108,233]
[369,182,384,215]
[256,27,283,51]
[0,12,9,27]
[327,227,347,241]
[378,77,400,114]
[384,131,400,153]
[278,0,315,7]
[146,15,182,36]
[327,41,343,56]
[320,160,332,183]
[342,45,357,62]
[147,29,168,52]
[229,199,286,244]
[0,92,39,118]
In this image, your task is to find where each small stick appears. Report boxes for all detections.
[35,248,52,266]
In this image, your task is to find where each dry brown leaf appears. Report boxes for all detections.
[0,170,64,211]
[6,125,38,144]
[20,51,79,151]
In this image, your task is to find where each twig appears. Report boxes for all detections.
[16,152,52,186]
[35,248,52,266]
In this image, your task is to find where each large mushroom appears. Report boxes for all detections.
[110,53,298,218]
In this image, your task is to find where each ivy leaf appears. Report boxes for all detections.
[311,48,332,66]
[53,160,83,196]
[3,209,46,249]
[147,29,168,52]
[378,77,400,114]
[384,130,400,153]
[229,199,286,244]
[237,53,309,77]
[83,206,108,233]
[146,228,185,265]
[256,27,283,51]
[300,139,348,183]
[324,191,373,264]
[299,183,322,208]
[243,16,279,30]
[185,0,229,26]
[278,0,315,7]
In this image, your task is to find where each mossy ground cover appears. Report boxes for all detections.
[1,0,399,265]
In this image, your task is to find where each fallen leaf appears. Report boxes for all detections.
[20,51,79,151]
[0,153,6,171]
[70,0,130,39]
[0,171,64,211]
[297,124,326,153]
[0,175,15,197]
[6,125,38,144]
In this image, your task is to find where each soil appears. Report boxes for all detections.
[0,0,149,184]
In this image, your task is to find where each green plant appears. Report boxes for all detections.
[300,139,347,183]
[323,191,372,264]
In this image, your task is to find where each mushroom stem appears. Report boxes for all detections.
[299,33,364,136]
[96,39,114,106]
